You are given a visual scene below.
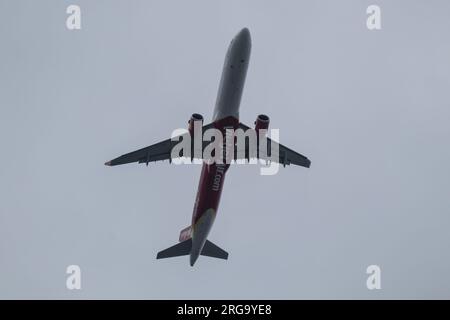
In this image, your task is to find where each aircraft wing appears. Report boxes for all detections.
[105,123,214,166]
[237,122,311,168]
[105,121,310,168]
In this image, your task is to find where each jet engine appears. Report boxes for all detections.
[254,114,270,134]
[188,113,204,137]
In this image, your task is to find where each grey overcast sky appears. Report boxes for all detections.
[1,0,450,299]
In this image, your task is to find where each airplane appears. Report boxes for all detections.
[105,28,311,266]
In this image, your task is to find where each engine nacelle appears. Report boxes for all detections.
[188,113,204,137]
[254,114,270,134]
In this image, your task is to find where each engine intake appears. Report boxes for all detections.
[188,113,204,137]
[254,114,270,133]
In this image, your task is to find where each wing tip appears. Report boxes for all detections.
[104,161,112,166]
[306,159,311,168]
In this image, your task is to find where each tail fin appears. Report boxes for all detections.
[179,226,192,242]
[201,240,228,260]
[156,239,192,259]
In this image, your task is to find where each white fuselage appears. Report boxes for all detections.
[190,28,252,266]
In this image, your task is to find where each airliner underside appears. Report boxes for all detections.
[105,28,310,266]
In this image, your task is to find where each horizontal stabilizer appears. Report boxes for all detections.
[156,239,192,259]
[201,240,228,260]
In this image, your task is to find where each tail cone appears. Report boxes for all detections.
[190,253,199,267]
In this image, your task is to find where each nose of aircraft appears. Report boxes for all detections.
[235,27,251,47]
[229,27,251,61]
[237,27,251,41]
